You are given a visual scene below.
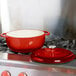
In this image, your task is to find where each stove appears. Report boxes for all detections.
[0,38,76,76]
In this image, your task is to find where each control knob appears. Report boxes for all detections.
[18,72,27,76]
[1,71,11,76]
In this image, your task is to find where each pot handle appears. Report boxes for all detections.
[0,33,7,38]
[43,31,50,36]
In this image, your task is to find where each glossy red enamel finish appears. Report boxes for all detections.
[31,48,75,63]
[32,48,74,58]
[18,72,27,76]
[1,71,11,76]
[6,34,45,53]
[0,30,50,53]
[31,53,75,64]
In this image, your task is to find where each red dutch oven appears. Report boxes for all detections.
[0,30,50,53]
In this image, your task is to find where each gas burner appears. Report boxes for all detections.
[45,38,76,50]
[0,38,7,47]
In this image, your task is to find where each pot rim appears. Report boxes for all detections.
[7,29,44,38]
[1,29,50,38]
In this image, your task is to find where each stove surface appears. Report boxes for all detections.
[0,37,76,70]
[0,38,76,76]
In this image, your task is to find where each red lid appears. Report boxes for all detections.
[31,48,75,63]
[31,53,75,63]
[32,48,73,59]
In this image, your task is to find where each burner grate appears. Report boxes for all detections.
[45,38,76,55]
[45,38,76,49]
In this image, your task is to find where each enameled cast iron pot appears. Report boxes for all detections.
[0,30,50,53]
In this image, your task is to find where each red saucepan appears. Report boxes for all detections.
[0,30,50,53]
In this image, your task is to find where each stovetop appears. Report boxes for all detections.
[0,37,76,69]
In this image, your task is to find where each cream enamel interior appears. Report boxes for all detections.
[7,30,44,38]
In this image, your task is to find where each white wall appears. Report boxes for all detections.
[0,0,62,37]
[7,0,61,32]
[1,0,76,39]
